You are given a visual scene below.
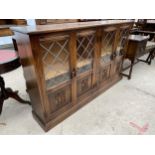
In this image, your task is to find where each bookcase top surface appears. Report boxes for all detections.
[10,20,133,35]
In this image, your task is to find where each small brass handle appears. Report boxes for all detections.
[114,52,117,57]
[71,68,76,78]
[110,54,114,60]
[119,49,124,56]
[111,52,117,60]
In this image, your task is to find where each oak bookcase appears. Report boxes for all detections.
[11,20,133,131]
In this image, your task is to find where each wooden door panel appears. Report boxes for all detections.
[76,30,96,98]
[99,64,111,83]
[99,26,117,84]
[39,34,72,112]
[101,26,117,60]
[77,73,92,97]
[116,25,131,56]
[48,84,71,113]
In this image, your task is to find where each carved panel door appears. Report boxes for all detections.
[76,30,96,100]
[99,26,117,83]
[114,25,131,75]
[39,34,72,113]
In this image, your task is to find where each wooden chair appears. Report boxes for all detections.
[0,48,30,115]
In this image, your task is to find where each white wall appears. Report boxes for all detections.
[26,19,36,26]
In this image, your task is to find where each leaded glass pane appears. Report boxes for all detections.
[40,35,70,88]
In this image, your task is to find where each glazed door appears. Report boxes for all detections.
[39,34,72,113]
[76,30,96,100]
[114,25,131,75]
[99,26,117,84]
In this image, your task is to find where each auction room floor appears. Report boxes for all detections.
[0,58,155,134]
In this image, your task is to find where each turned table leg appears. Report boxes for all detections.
[137,48,155,65]
[128,60,134,80]
[148,49,155,65]
[121,59,134,80]
[0,97,4,115]
[0,76,6,115]
[0,76,30,115]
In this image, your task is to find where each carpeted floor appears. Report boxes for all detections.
[0,57,155,134]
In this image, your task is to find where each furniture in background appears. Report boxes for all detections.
[142,41,155,64]
[0,19,26,25]
[0,48,30,115]
[122,33,155,79]
[0,25,14,37]
[0,19,27,49]
[122,35,149,79]
[130,30,155,65]
[134,19,155,40]
[136,20,155,31]
[0,19,26,37]
[35,19,79,25]
[131,29,155,41]
[11,20,133,131]
[0,20,30,115]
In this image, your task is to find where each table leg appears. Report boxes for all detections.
[5,88,31,104]
[0,75,30,115]
[121,59,134,80]
[0,95,4,115]
[148,50,155,65]
[137,48,155,65]
[0,76,6,115]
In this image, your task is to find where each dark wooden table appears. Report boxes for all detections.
[0,50,30,114]
[122,35,149,79]
[130,29,155,41]
[0,22,30,115]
